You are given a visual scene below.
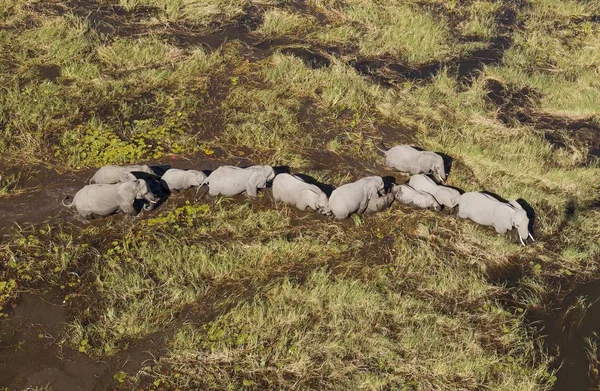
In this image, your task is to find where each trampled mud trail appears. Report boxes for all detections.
[0,168,95,236]
[548,280,600,391]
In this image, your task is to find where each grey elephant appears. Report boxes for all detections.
[328,176,385,220]
[200,165,276,197]
[62,179,157,219]
[365,192,394,215]
[457,192,533,246]
[408,174,461,210]
[89,164,155,184]
[161,169,207,193]
[272,173,331,215]
[376,144,446,182]
[392,184,442,211]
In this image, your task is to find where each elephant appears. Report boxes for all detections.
[408,174,461,210]
[392,184,442,211]
[375,143,446,182]
[200,165,276,197]
[457,192,533,245]
[62,179,157,219]
[89,164,155,184]
[272,173,331,215]
[365,192,395,215]
[328,176,385,220]
[161,169,207,193]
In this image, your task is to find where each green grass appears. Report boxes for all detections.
[118,0,247,31]
[484,0,600,117]
[255,9,317,38]
[152,268,550,390]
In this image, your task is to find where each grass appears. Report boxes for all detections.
[118,0,247,31]
[1,0,599,389]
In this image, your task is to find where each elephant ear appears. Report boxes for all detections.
[119,172,137,182]
[509,200,523,209]
[302,188,319,209]
[366,180,380,200]
[250,172,268,189]
[117,181,136,203]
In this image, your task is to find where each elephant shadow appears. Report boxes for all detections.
[129,170,170,211]
[272,166,291,187]
[442,181,464,194]
[274,166,291,175]
[293,173,336,197]
[150,164,172,177]
[382,175,397,193]
[516,198,536,235]
[436,152,453,178]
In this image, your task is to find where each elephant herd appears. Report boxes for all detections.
[62,144,535,245]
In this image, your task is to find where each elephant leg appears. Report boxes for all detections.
[120,202,139,216]
[79,212,94,221]
[296,201,309,211]
[246,185,259,197]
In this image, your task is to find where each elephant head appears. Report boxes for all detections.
[508,200,532,245]
[188,170,207,186]
[365,177,385,200]
[131,179,157,211]
[263,165,276,182]
[429,154,446,183]
[315,190,331,215]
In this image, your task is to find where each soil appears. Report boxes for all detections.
[0,290,172,390]
[545,280,600,391]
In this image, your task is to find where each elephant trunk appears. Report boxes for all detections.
[62,195,74,208]
[143,192,158,211]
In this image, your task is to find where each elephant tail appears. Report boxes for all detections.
[373,139,388,154]
[199,176,209,188]
[195,185,209,199]
[61,195,74,208]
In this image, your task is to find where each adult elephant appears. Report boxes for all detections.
[62,179,157,219]
[376,144,446,182]
[328,176,385,220]
[457,192,534,245]
[200,165,275,197]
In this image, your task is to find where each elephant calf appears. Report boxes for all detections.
[392,184,442,211]
[377,144,446,182]
[201,165,275,197]
[408,174,460,210]
[161,169,207,193]
[272,173,331,215]
[365,192,394,215]
[328,176,385,220]
[62,179,157,219]
[89,164,155,184]
[457,192,533,246]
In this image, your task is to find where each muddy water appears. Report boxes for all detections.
[0,292,168,390]
[0,293,109,390]
[0,168,94,235]
[549,280,600,391]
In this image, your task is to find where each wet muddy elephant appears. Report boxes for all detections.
[62,179,157,219]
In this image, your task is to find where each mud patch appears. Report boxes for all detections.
[279,47,331,69]
[36,64,61,80]
[0,293,108,390]
[545,280,600,391]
